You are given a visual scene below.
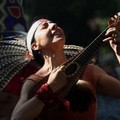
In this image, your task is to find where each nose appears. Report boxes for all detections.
[49,23,57,30]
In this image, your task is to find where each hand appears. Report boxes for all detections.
[103,12,120,56]
[47,65,67,93]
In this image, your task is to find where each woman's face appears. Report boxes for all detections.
[33,19,66,50]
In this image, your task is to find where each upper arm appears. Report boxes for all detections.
[14,80,36,111]
[94,66,120,98]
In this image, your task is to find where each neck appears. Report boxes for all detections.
[43,50,66,69]
[36,49,67,76]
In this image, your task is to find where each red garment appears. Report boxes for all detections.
[3,64,39,96]
[29,64,97,120]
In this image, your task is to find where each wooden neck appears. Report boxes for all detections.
[58,27,108,100]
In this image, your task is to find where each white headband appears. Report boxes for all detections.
[26,20,42,55]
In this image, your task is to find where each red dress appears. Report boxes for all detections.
[30,64,97,120]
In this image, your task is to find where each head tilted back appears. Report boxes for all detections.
[0,30,84,91]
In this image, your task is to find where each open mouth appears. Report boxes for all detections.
[53,30,63,38]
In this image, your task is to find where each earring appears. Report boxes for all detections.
[52,54,55,58]
[38,51,41,54]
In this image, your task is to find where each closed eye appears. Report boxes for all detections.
[41,22,49,29]
[40,21,55,30]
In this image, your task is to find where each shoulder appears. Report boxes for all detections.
[21,74,48,98]
[86,64,107,77]
[21,74,42,92]
[82,64,107,90]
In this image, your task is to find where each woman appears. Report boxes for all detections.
[11,13,120,120]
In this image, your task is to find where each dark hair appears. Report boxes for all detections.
[32,49,44,66]
[33,15,54,24]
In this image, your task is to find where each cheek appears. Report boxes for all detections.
[39,37,50,47]
[38,32,50,45]
[40,31,51,40]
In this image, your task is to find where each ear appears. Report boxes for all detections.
[31,41,41,50]
[25,51,34,60]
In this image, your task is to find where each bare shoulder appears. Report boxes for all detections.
[90,64,107,77]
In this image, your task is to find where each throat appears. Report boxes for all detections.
[45,53,67,69]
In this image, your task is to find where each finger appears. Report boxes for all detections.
[105,27,116,35]
[108,17,115,25]
[52,65,64,74]
[103,37,114,42]
[57,66,65,74]
[108,13,120,26]
[57,66,67,78]
[59,65,65,70]
[114,14,118,19]
[104,37,120,45]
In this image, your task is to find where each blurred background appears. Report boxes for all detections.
[0,0,120,119]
